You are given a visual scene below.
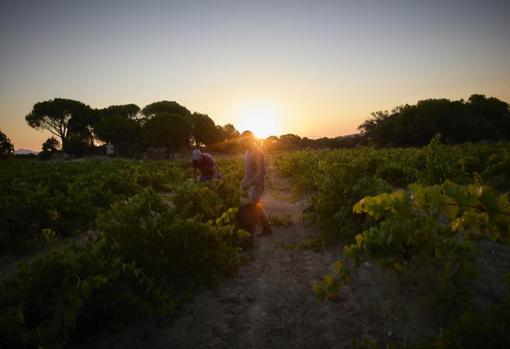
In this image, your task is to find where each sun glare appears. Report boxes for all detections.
[235,103,281,138]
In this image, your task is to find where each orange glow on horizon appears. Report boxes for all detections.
[233,102,282,138]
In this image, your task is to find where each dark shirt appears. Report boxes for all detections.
[192,153,215,177]
[244,145,265,187]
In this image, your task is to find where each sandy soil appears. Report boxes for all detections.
[76,167,510,349]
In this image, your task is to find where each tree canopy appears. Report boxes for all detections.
[25,98,236,155]
[25,98,94,151]
[0,130,14,158]
[190,113,222,147]
[41,137,59,153]
[358,94,510,146]
[220,124,240,141]
[94,115,141,145]
[96,104,140,120]
[25,94,509,157]
[140,113,192,152]
[39,137,60,160]
[142,101,191,119]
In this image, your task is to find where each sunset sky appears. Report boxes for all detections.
[1,0,509,150]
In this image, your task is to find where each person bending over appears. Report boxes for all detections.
[192,149,222,182]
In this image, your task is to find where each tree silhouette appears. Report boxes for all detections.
[0,130,14,158]
[274,134,300,150]
[96,104,140,120]
[190,113,222,147]
[42,137,60,152]
[40,137,60,160]
[220,123,240,141]
[142,101,191,119]
[263,135,279,150]
[140,113,191,155]
[25,98,94,151]
[94,115,141,145]
[358,95,510,146]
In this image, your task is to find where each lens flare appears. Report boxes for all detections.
[235,103,281,138]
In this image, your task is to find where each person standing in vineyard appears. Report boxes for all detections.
[192,149,223,182]
[239,130,272,235]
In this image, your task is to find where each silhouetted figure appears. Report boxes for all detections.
[239,131,272,236]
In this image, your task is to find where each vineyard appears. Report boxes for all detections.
[0,156,247,347]
[275,138,510,348]
[1,140,510,348]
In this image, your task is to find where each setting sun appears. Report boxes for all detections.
[1,1,510,347]
[234,103,282,139]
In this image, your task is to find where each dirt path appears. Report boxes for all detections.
[79,167,446,349]
[152,170,356,348]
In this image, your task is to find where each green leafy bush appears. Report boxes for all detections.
[0,156,245,348]
[275,142,510,242]
[0,159,192,251]
[97,190,240,292]
[0,239,172,348]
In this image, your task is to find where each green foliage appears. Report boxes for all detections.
[275,142,510,243]
[482,151,510,192]
[0,161,135,251]
[338,181,510,316]
[0,159,189,251]
[0,239,172,348]
[352,182,510,243]
[171,158,243,222]
[275,144,510,348]
[276,148,403,240]
[97,190,240,292]
[172,180,231,220]
[2,143,508,348]
[314,180,509,320]
[419,134,461,184]
[313,260,351,301]
[0,156,246,348]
